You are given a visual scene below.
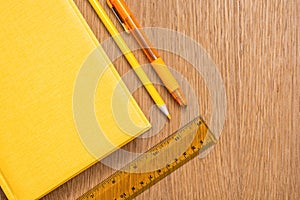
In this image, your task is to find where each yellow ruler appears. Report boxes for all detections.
[78,116,217,200]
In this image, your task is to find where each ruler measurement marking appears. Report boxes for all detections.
[78,117,216,200]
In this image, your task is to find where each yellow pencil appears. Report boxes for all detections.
[88,0,171,119]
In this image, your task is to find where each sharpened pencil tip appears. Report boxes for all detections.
[158,105,171,120]
[167,114,171,120]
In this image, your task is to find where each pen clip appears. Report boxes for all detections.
[111,6,130,33]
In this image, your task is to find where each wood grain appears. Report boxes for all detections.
[0,0,298,199]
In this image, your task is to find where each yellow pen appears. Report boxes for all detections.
[107,0,187,106]
[88,0,171,119]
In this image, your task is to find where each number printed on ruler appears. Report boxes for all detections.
[78,117,217,200]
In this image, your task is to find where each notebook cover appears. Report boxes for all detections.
[0,0,150,199]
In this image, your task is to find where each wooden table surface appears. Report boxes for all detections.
[1,0,298,199]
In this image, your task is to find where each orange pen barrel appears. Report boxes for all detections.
[107,0,187,106]
[107,0,159,62]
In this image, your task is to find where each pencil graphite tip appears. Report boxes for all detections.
[167,114,171,120]
[158,105,171,120]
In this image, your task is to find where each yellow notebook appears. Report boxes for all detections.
[0,0,150,199]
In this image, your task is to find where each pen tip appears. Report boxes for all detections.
[171,88,187,107]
